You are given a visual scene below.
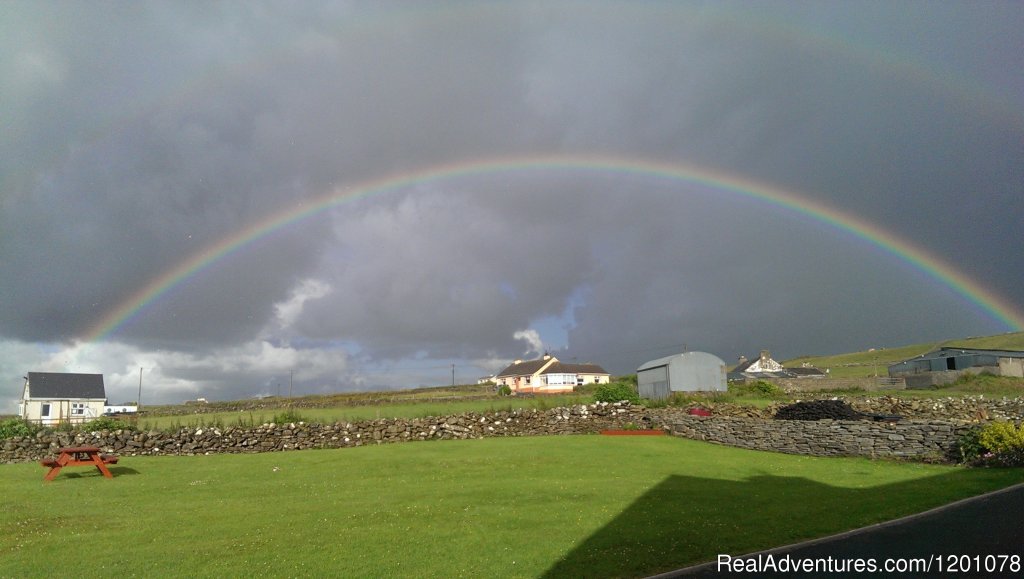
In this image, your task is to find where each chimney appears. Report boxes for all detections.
[759,350,771,365]
[513,359,522,365]
[737,355,748,365]
[542,353,551,361]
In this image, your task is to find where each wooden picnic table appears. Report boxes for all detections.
[41,446,118,481]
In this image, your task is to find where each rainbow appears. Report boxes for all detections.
[83,154,1024,342]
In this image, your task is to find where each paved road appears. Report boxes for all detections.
[658,483,1024,578]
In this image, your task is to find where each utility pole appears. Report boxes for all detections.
[137,367,143,409]
[289,370,294,398]
[451,363,455,387]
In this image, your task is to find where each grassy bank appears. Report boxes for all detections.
[783,331,1024,378]
[3,436,1021,577]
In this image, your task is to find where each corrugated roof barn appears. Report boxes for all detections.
[637,351,727,400]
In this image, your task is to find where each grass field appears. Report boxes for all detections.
[137,395,590,430]
[3,436,1022,578]
[783,331,1024,378]
[891,373,1024,399]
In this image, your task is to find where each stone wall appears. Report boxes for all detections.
[671,415,970,458]
[8,397,1021,464]
[770,377,905,393]
[671,396,1024,421]
[2,402,669,463]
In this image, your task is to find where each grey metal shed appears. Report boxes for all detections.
[637,351,727,400]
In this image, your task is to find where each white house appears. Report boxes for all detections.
[20,372,107,425]
[727,350,825,381]
[495,355,610,394]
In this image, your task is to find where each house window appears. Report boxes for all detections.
[41,403,51,417]
[72,403,86,415]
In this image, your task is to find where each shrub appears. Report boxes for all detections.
[977,421,1024,466]
[954,428,986,464]
[956,421,1024,467]
[497,385,512,397]
[728,380,783,398]
[0,418,38,439]
[593,382,641,404]
[271,409,307,424]
[660,391,736,407]
[84,416,135,431]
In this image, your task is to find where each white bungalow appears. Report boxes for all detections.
[20,372,107,425]
[495,354,610,394]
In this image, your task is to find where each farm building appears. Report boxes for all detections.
[888,347,1024,388]
[637,351,727,399]
[19,372,107,425]
[495,354,610,394]
[728,350,825,381]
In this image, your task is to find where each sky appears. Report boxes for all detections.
[2,1,1023,410]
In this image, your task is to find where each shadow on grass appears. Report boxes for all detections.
[542,470,1023,578]
[108,466,141,477]
[50,466,141,480]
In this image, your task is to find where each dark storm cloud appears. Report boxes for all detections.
[1,1,1022,400]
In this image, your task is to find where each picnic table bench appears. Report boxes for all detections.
[40,446,118,481]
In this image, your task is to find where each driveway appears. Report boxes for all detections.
[657,482,1024,578]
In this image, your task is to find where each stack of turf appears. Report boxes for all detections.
[774,399,864,421]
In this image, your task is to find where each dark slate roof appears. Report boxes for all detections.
[546,362,609,375]
[728,367,825,380]
[27,372,106,399]
[733,370,793,379]
[496,358,609,378]
[496,359,550,377]
[788,367,826,377]
[731,359,756,374]
[933,347,1024,358]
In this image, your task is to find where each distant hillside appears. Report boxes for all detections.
[783,331,1024,378]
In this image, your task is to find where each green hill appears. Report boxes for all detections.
[783,331,1024,378]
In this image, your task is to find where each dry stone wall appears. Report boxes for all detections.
[701,396,1024,421]
[2,402,666,463]
[671,415,970,458]
[7,397,1022,463]
[771,377,905,393]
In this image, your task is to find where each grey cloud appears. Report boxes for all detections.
[1,2,1021,395]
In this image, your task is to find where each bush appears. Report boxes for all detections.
[956,421,1024,467]
[593,382,641,404]
[271,409,307,424]
[84,416,135,431]
[977,421,1024,466]
[497,385,512,396]
[0,418,38,439]
[953,428,986,463]
[728,380,783,398]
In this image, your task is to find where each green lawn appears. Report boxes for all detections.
[3,436,1022,578]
